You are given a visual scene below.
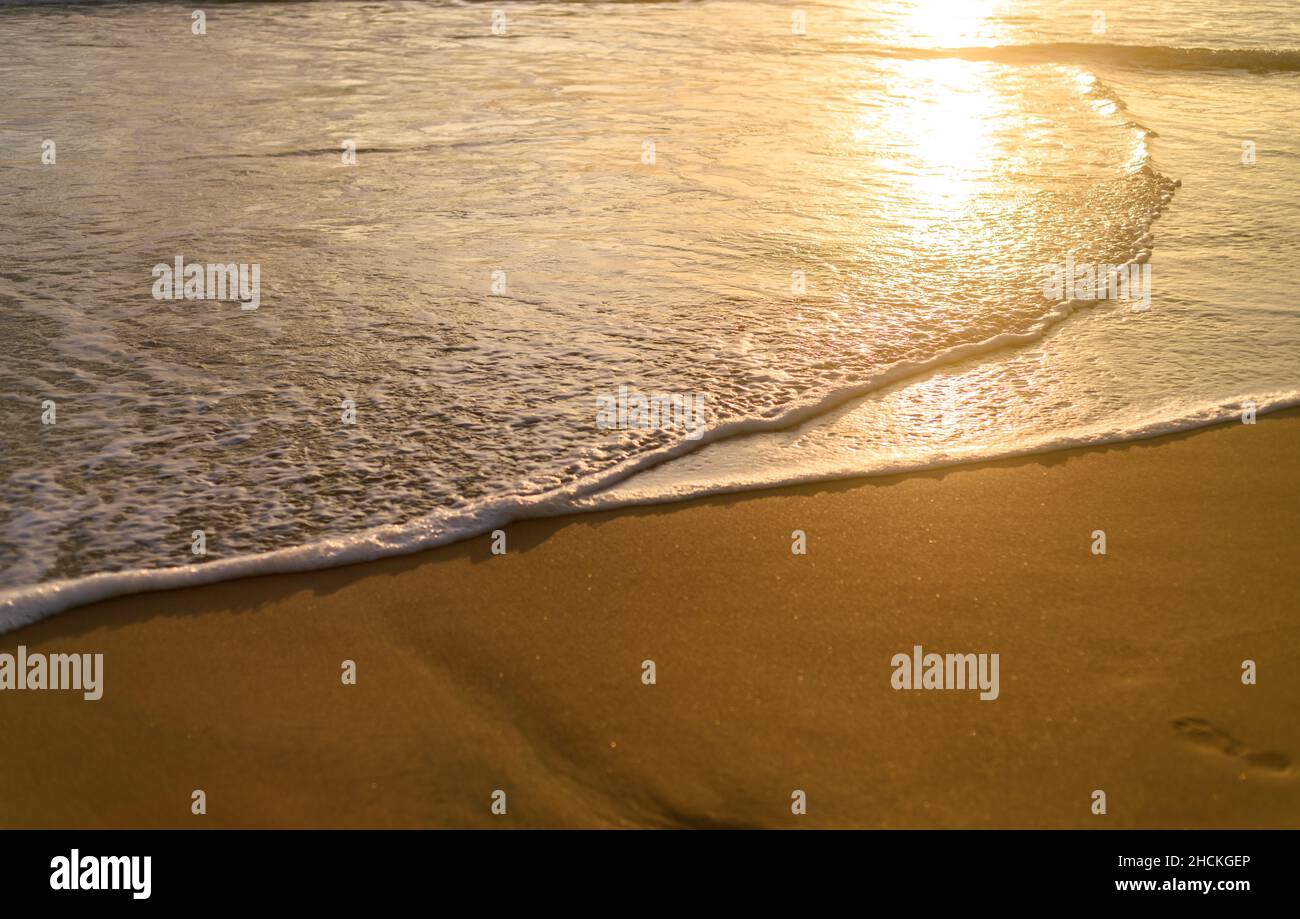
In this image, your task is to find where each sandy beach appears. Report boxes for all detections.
[1,409,1297,829]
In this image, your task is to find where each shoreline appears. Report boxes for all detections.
[1,410,1297,828]
[5,396,1298,635]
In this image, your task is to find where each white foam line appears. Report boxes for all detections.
[570,393,1300,510]
[3,365,1293,634]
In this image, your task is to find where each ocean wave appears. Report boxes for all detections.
[5,323,1284,636]
[567,393,1300,511]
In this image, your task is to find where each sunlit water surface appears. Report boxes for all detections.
[0,0,1297,618]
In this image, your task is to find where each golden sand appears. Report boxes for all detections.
[2,411,1297,828]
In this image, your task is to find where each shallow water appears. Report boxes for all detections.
[1,0,1297,624]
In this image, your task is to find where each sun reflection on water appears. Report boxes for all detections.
[876,58,1002,213]
[892,0,1010,48]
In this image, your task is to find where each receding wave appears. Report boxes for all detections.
[3,392,1296,634]
[876,43,1300,73]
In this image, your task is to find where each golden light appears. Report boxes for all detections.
[895,0,1004,49]
[866,57,1001,216]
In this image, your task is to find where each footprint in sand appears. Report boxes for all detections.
[1171,717,1291,773]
